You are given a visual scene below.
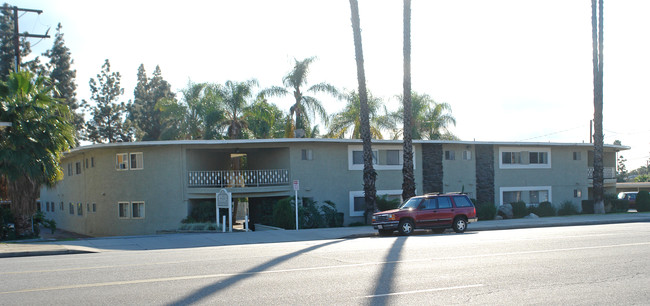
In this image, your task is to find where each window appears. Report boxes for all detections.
[352,150,377,165]
[76,162,82,174]
[132,202,145,219]
[91,157,95,167]
[422,198,436,210]
[118,202,130,219]
[87,203,90,213]
[529,190,549,204]
[503,191,522,204]
[77,203,83,216]
[453,196,473,207]
[92,203,97,213]
[502,152,522,164]
[386,150,401,165]
[529,152,548,164]
[462,150,472,160]
[353,197,365,215]
[573,152,581,160]
[60,202,64,211]
[574,189,582,198]
[69,203,74,215]
[67,163,73,176]
[130,153,143,170]
[445,150,455,161]
[116,154,128,170]
[350,190,402,217]
[301,149,313,161]
[438,197,453,208]
[84,159,88,169]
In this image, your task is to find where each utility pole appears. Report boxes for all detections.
[5,6,49,72]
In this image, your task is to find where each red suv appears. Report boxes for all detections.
[371,193,478,236]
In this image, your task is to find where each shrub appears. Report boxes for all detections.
[558,201,579,216]
[321,201,343,227]
[376,195,400,211]
[637,191,650,212]
[348,222,366,227]
[189,201,216,223]
[273,197,295,229]
[476,202,497,221]
[43,219,57,234]
[511,201,528,218]
[533,201,556,217]
[610,199,629,213]
[299,198,324,229]
[581,200,594,214]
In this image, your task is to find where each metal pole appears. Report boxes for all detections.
[295,189,299,230]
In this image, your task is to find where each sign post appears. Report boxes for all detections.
[293,180,299,230]
[216,189,232,232]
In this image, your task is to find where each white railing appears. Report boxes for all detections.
[587,167,616,179]
[188,169,290,188]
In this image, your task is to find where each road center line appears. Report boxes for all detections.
[363,284,485,298]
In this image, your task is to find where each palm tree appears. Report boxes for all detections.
[591,0,605,214]
[393,92,458,140]
[402,0,416,200]
[177,81,224,140]
[0,71,75,236]
[349,0,377,224]
[217,79,258,139]
[260,57,340,137]
[327,91,394,139]
[245,96,286,139]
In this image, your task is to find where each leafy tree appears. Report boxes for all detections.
[156,95,188,140]
[0,71,75,236]
[349,0,377,224]
[82,59,133,143]
[260,57,340,137]
[616,154,628,182]
[402,0,416,200]
[327,90,393,139]
[245,96,286,139]
[634,174,649,183]
[217,79,258,139]
[392,92,457,140]
[42,23,82,143]
[129,64,175,141]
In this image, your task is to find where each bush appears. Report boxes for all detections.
[376,195,400,211]
[321,201,343,227]
[581,200,594,214]
[533,201,556,217]
[476,202,497,221]
[637,191,650,212]
[188,201,216,223]
[273,197,295,229]
[610,199,629,213]
[511,201,528,218]
[558,201,579,216]
[299,198,323,229]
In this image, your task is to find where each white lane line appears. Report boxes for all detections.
[363,284,485,298]
[2,241,649,294]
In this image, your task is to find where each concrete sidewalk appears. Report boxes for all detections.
[2,212,650,258]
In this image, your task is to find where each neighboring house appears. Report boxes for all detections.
[39,139,627,236]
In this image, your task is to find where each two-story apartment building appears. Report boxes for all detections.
[38,139,626,236]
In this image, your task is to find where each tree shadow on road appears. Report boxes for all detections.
[368,236,407,305]
[170,239,345,305]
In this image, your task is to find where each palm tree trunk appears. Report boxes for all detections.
[8,174,39,236]
[402,0,416,200]
[349,0,377,224]
[592,0,605,214]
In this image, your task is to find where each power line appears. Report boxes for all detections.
[4,6,50,71]
[518,124,587,142]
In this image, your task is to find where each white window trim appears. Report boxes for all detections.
[499,147,551,169]
[131,201,145,219]
[116,153,129,171]
[348,145,415,171]
[130,152,144,170]
[349,189,403,217]
[499,186,552,206]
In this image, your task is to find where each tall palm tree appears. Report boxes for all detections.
[178,81,224,140]
[217,79,258,139]
[0,71,75,236]
[592,0,605,214]
[393,92,458,140]
[260,57,340,137]
[349,0,377,224]
[327,91,394,139]
[402,0,416,200]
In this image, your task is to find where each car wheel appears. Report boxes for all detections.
[452,217,468,233]
[378,229,393,237]
[432,228,445,234]
[398,219,414,236]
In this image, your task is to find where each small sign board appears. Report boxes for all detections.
[217,189,231,208]
[293,180,299,191]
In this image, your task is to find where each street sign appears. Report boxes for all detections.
[293,180,299,191]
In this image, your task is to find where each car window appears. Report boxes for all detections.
[422,199,437,210]
[630,194,637,200]
[400,197,422,209]
[437,197,452,209]
[453,196,473,207]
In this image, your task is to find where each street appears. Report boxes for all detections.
[1,223,649,305]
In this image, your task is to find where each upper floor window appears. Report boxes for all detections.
[116,153,144,170]
[301,149,313,161]
[116,153,128,170]
[75,161,82,174]
[67,163,73,176]
[573,152,581,160]
[499,147,551,169]
[130,153,143,170]
[348,145,410,170]
[462,150,472,160]
[445,150,455,160]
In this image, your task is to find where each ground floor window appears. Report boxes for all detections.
[118,202,129,219]
[499,186,552,206]
[132,202,145,219]
[349,190,402,217]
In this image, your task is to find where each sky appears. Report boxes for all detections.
[14,0,650,170]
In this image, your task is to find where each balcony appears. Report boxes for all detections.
[188,169,290,188]
[587,167,616,179]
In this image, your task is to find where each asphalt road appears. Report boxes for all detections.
[1,223,649,305]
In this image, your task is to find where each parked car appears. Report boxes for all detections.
[617,192,637,208]
[371,193,478,236]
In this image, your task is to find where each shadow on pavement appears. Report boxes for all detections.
[369,236,407,305]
